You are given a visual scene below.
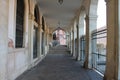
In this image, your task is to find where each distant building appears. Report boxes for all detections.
[55,27,66,45]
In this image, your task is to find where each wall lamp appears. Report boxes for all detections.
[58,0,63,5]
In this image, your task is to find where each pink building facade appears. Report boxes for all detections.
[55,29,66,45]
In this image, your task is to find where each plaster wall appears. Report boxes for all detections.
[0,0,9,80]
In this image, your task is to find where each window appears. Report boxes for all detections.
[15,0,24,48]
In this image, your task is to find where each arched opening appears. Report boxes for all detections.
[83,0,99,70]
[52,27,66,46]
[33,5,40,59]
[91,0,107,74]
[15,0,25,48]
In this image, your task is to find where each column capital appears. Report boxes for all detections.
[85,15,98,20]
[29,13,35,20]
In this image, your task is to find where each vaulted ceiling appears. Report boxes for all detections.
[37,0,83,30]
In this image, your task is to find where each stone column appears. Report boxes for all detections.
[67,33,69,48]
[72,30,75,57]
[84,15,90,68]
[28,13,34,68]
[66,33,69,48]
[38,26,42,58]
[47,29,49,51]
[84,15,97,69]
[68,34,70,48]
[66,33,69,47]
[104,0,119,80]
[40,26,43,56]
[70,31,73,55]
[69,32,71,49]
[76,25,80,60]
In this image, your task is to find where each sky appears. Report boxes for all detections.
[97,0,106,28]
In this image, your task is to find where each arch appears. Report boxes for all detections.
[79,1,99,69]
[92,0,107,74]
[52,27,66,33]
[78,9,86,63]
[52,28,66,45]
[52,28,66,37]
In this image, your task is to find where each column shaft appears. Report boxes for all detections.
[77,25,80,60]
[104,0,119,80]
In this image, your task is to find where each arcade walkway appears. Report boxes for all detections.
[16,46,103,80]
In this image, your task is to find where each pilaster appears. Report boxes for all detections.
[28,13,34,68]
[70,30,73,55]
[72,29,75,57]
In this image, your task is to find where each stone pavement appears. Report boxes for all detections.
[16,45,103,80]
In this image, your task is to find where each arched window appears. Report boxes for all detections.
[15,0,24,48]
